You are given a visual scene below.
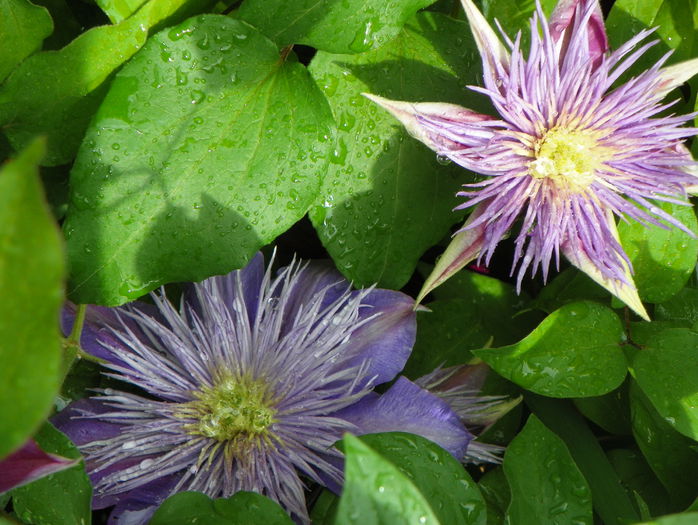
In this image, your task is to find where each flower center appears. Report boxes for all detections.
[180,375,277,442]
[529,129,601,191]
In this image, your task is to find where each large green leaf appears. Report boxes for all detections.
[606,448,670,518]
[0,139,63,459]
[655,286,698,328]
[618,201,698,303]
[629,382,698,508]
[308,12,487,289]
[0,0,53,82]
[337,432,486,525]
[474,302,626,398]
[631,328,698,440]
[150,491,293,525]
[0,0,214,166]
[65,15,334,305]
[503,415,592,525]
[637,513,698,525]
[11,423,92,525]
[236,0,435,53]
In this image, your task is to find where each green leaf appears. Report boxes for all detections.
[629,382,698,508]
[503,415,592,525]
[359,432,486,525]
[237,0,435,53]
[308,12,486,289]
[404,269,539,377]
[478,467,510,525]
[150,491,293,525]
[631,328,698,440]
[309,490,339,525]
[64,15,334,305]
[532,268,610,314]
[11,423,92,525]
[474,302,626,398]
[95,0,148,23]
[337,432,486,525]
[636,513,698,525]
[618,201,698,304]
[573,383,631,435]
[0,138,63,459]
[0,0,214,166]
[654,286,698,327]
[0,0,53,82]
[606,448,670,518]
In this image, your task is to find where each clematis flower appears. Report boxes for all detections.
[416,363,521,464]
[53,253,471,525]
[365,0,698,320]
[0,438,78,493]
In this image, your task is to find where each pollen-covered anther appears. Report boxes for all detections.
[181,375,277,443]
[529,129,602,191]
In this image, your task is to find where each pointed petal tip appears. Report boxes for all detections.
[459,0,509,69]
[416,205,489,305]
[657,57,698,98]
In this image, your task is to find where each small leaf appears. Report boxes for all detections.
[150,491,293,525]
[237,0,435,53]
[11,423,92,525]
[337,432,486,525]
[0,138,63,459]
[64,15,334,305]
[0,0,214,165]
[308,12,486,289]
[631,328,698,440]
[0,0,53,82]
[618,201,698,303]
[474,302,626,398]
[629,382,698,508]
[503,415,592,525]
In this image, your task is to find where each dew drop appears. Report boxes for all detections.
[436,154,451,165]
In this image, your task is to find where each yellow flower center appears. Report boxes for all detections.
[178,374,277,443]
[529,129,603,191]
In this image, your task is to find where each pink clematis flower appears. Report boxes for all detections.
[366,0,698,319]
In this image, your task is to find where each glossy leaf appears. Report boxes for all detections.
[308,12,486,289]
[632,328,698,440]
[64,15,334,305]
[0,0,214,165]
[359,432,486,525]
[337,432,486,525]
[618,201,698,303]
[654,286,698,327]
[0,0,53,82]
[629,382,698,508]
[150,491,293,525]
[503,415,592,525]
[0,139,63,460]
[606,448,670,518]
[481,0,558,40]
[11,423,92,525]
[474,302,626,398]
[237,0,435,53]
[573,384,631,436]
[96,0,147,23]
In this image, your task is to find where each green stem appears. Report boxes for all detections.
[61,305,105,378]
[525,393,640,525]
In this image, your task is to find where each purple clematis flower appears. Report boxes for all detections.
[365,0,698,320]
[53,253,471,525]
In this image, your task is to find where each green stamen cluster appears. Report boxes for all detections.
[529,129,602,191]
[179,374,277,443]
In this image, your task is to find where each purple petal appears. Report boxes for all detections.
[106,475,179,525]
[549,0,608,65]
[337,377,471,459]
[0,439,78,493]
[337,289,416,386]
[52,398,123,448]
